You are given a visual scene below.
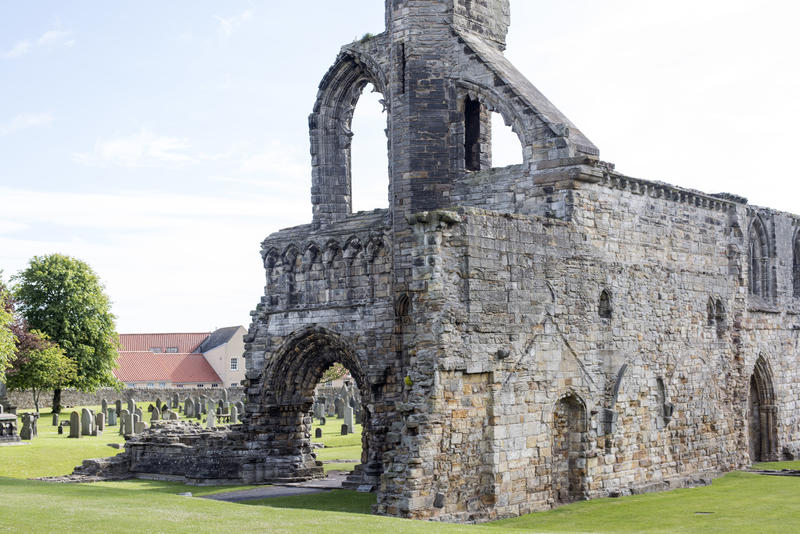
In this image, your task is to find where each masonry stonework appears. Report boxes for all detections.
[87,0,800,523]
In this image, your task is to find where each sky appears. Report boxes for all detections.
[1,1,799,333]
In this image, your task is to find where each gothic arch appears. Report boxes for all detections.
[748,216,771,298]
[748,355,778,462]
[310,49,389,225]
[551,392,589,503]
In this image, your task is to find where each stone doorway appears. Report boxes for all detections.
[262,327,380,487]
[747,356,777,463]
[552,394,588,504]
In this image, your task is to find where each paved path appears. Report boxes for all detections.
[202,470,351,503]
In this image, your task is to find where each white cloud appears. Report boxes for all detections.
[74,130,198,168]
[239,142,308,179]
[0,112,53,136]
[3,29,74,59]
[214,9,254,38]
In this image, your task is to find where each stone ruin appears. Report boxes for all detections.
[73,0,800,523]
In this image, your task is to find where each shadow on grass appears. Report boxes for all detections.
[242,489,376,515]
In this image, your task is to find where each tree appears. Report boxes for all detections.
[320,362,349,384]
[12,254,120,412]
[6,330,76,413]
[0,279,16,383]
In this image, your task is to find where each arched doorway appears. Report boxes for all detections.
[262,326,379,485]
[748,356,777,462]
[552,393,588,503]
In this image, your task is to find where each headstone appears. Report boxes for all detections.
[206,410,216,428]
[57,425,63,435]
[235,401,244,415]
[155,398,162,411]
[344,404,354,433]
[127,399,135,414]
[52,413,59,426]
[134,420,145,434]
[167,410,179,420]
[151,407,160,422]
[119,409,131,435]
[172,394,179,409]
[320,416,326,426]
[200,396,208,414]
[20,414,33,440]
[334,397,345,419]
[221,389,228,403]
[147,404,154,413]
[115,399,122,417]
[217,400,224,413]
[69,411,81,438]
[341,424,349,436]
[108,408,117,426]
[315,427,322,439]
[134,408,143,421]
[95,412,105,435]
[230,405,238,424]
[185,399,195,418]
[101,399,108,416]
[81,408,93,436]
[31,413,38,437]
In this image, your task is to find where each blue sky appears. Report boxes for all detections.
[1,1,799,332]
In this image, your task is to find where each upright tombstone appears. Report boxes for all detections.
[172,394,179,409]
[155,398,162,411]
[134,419,146,434]
[127,398,135,415]
[166,410,179,420]
[343,404,354,434]
[52,412,59,426]
[221,389,228,403]
[69,411,81,438]
[119,409,130,435]
[341,424,349,436]
[217,400,224,414]
[319,416,326,426]
[19,414,33,440]
[230,404,238,424]
[81,408,93,436]
[315,427,323,439]
[334,397,345,419]
[206,410,216,429]
[185,399,195,418]
[101,399,108,417]
[107,408,117,426]
[134,407,143,421]
[95,412,105,435]
[115,399,123,418]
[151,407,161,422]
[235,401,245,416]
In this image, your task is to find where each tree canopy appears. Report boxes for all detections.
[12,254,120,401]
[6,330,76,412]
[0,280,16,382]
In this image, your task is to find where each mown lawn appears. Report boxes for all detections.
[1,404,799,533]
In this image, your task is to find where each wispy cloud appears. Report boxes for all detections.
[214,9,254,38]
[74,129,199,168]
[0,112,53,136]
[3,29,74,59]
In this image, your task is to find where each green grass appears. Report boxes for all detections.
[754,459,800,470]
[311,416,363,473]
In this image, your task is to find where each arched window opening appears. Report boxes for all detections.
[793,233,800,297]
[748,219,769,298]
[748,355,777,463]
[464,96,487,171]
[598,289,612,320]
[490,111,523,167]
[351,83,389,212]
[714,298,726,335]
[552,394,588,503]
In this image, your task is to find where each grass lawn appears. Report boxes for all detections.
[2,403,799,533]
[311,416,362,473]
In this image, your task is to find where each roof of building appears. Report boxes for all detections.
[195,326,243,353]
[114,352,222,384]
[119,333,210,353]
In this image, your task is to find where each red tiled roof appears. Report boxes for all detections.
[119,333,210,353]
[114,352,221,384]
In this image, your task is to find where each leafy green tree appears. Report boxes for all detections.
[0,279,16,382]
[320,362,349,384]
[12,254,120,412]
[6,330,77,413]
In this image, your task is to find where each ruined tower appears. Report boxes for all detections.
[111,0,800,523]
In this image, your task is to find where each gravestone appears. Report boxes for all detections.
[235,401,245,415]
[334,397,344,419]
[127,399,135,415]
[108,408,117,426]
[151,407,160,422]
[101,399,108,416]
[155,398,162,411]
[315,427,322,439]
[172,394,179,409]
[167,410,179,420]
[222,389,228,403]
[52,413,59,426]
[314,403,324,420]
[320,416,326,426]
[230,405,238,424]
[69,411,81,438]
[134,420,146,434]
[134,408,143,421]
[344,404,354,434]
[95,412,105,435]
[115,400,122,417]
[20,414,33,440]
[185,399,195,418]
[206,410,216,429]
[217,400,224,414]
[119,409,130,435]
[147,404,154,413]
[341,424,349,436]
[57,425,63,435]
[81,408,93,436]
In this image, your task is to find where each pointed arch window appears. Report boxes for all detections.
[748,218,770,298]
[598,289,612,320]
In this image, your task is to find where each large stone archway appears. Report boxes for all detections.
[255,326,381,486]
[551,393,589,504]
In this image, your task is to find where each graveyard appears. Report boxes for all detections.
[0,395,799,532]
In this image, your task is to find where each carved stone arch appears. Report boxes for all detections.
[551,391,589,503]
[263,248,279,270]
[322,239,341,268]
[748,215,772,298]
[342,236,364,262]
[598,288,612,320]
[457,79,530,150]
[748,354,778,462]
[365,235,385,261]
[281,245,301,272]
[310,49,390,226]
